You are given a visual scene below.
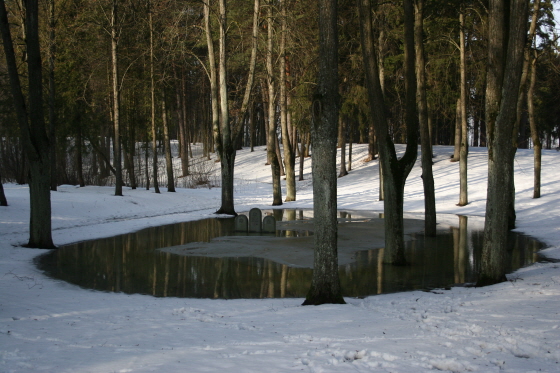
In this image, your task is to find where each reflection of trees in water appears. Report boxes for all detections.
[36,215,543,299]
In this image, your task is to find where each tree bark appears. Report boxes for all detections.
[111,0,123,196]
[149,3,160,194]
[162,92,175,192]
[458,11,468,206]
[279,0,296,201]
[266,0,283,206]
[338,116,348,177]
[215,0,236,215]
[528,51,541,198]
[48,0,57,192]
[0,0,54,248]
[303,0,344,306]
[359,0,418,265]
[478,0,528,286]
[0,170,7,206]
[451,98,461,161]
[414,0,436,235]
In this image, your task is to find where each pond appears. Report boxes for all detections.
[35,210,544,299]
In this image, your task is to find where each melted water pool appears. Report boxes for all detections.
[35,210,543,299]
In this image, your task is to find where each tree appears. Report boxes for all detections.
[302,0,345,306]
[47,0,57,191]
[458,9,468,206]
[265,0,283,206]
[0,170,8,206]
[477,0,528,286]
[414,0,436,236]
[359,0,418,265]
[0,0,55,248]
[111,0,123,197]
[161,91,175,192]
[279,0,296,202]
[148,0,160,194]
[205,0,259,215]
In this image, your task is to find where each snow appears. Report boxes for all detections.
[1,144,559,372]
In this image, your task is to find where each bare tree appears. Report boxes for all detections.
[303,0,345,306]
[478,0,528,286]
[458,10,468,206]
[111,0,123,196]
[359,0,418,265]
[0,0,55,248]
[414,0,436,235]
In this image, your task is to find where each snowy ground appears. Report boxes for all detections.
[1,144,559,373]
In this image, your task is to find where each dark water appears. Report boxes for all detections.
[35,211,543,299]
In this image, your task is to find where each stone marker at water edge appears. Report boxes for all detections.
[234,215,249,233]
[249,208,263,233]
[263,215,276,233]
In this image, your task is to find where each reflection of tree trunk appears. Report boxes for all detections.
[267,261,275,298]
[454,216,468,283]
[286,209,296,221]
[377,248,384,294]
[164,252,170,297]
[280,265,287,297]
[152,259,157,296]
[259,260,268,298]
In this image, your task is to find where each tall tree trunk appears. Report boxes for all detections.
[528,51,541,199]
[76,125,85,187]
[458,11,468,206]
[162,92,175,192]
[414,0,436,235]
[204,0,219,163]
[180,70,189,174]
[144,139,150,190]
[0,0,55,248]
[215,0,236,215]
[266,0,283,206]
[0,170,7,206]
[303,0,344,306]
[478,0,528,286]
[338,116,348,177]
[149,4,160,193]
[48,0,57,191]
[299,136,305,181]
[359,0,418,265]
[451,98,461,161]
[279,0,296,201]
[111,0,123,196]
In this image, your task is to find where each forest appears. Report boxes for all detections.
[1,0,558,189]
[0,0,559,294]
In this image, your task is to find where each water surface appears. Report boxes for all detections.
[35,210,543,299]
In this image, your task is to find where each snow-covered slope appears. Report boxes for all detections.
[1,144,559,372]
